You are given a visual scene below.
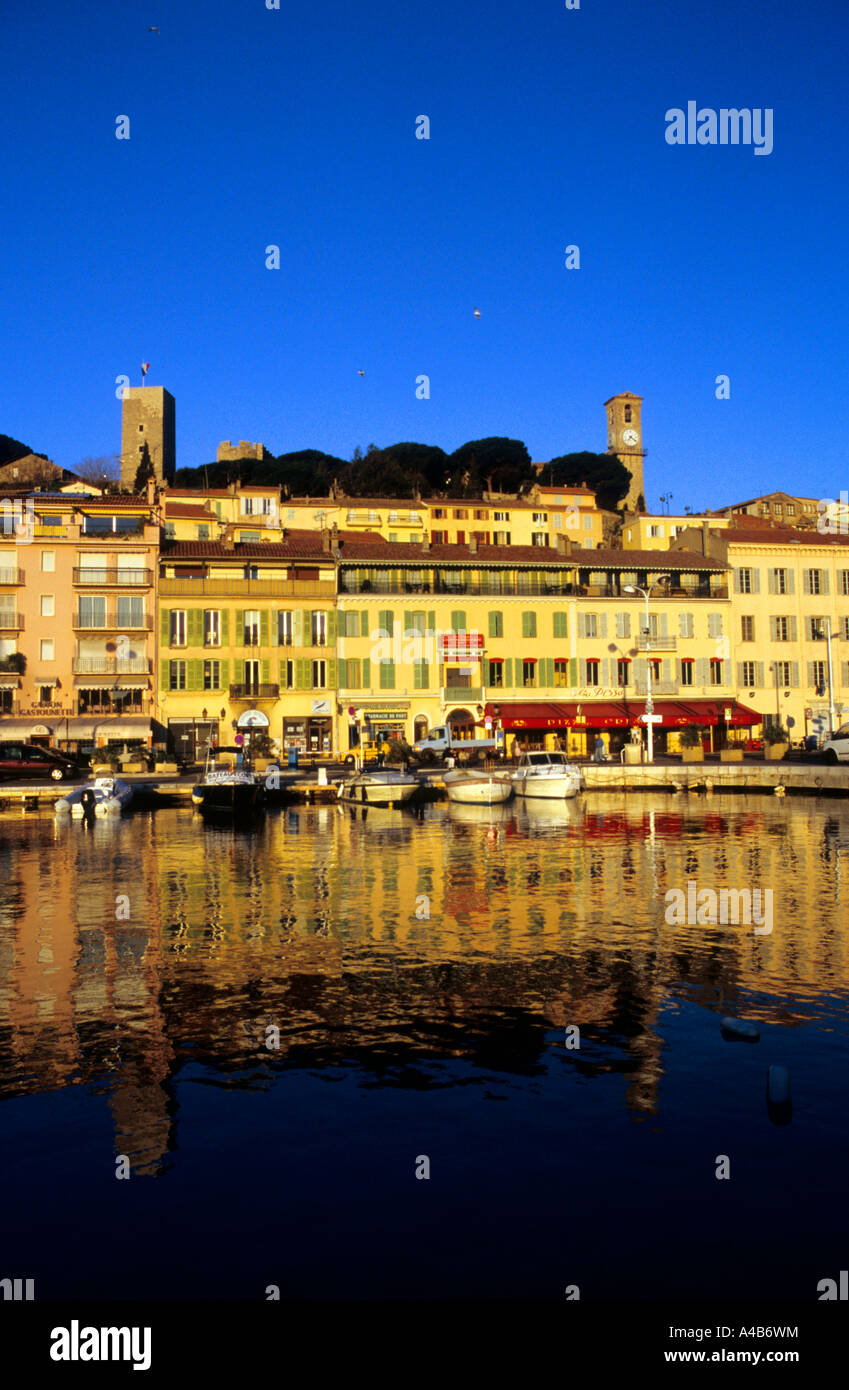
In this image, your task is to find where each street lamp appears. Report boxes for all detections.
[812,617,836,737]
[624,576,669,763]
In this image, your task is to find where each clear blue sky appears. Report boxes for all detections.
[2,0,847,510]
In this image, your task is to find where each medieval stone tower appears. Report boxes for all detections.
[121,386,176,490]
[604,392,646,511]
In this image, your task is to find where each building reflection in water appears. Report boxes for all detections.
[0,794,847,1175]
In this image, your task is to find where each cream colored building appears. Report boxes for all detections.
[623,512,730,552]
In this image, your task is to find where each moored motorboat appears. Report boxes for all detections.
[335,769,418,806]
[443,767,514,805]
[193,746,264,817]
[56,776,135,818]
[511,751,583,800]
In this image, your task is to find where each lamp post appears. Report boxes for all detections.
[624,577,669,763]
[813,618,836,738]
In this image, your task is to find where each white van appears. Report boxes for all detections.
[820,724,849,763]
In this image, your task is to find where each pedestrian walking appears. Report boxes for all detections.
[594,734,606,763]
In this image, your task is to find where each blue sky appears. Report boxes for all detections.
[2,0,847,510]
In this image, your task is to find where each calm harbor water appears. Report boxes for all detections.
[0,792,847,1301]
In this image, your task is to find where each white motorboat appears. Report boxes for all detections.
[511,751,584,800]
[443,767,514,805]
[335,769,418,806]
[56,776,135,818]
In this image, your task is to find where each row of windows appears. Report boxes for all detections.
[167,658,331,691]
[739,615,849,642]
[736,566,849,595]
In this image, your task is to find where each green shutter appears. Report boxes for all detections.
[553,611,568,639]
[293,610,304,646]
[327,659,337,689]
[220,609,230,646]
[220,660,229,690]
[428,610,436,632]
[504,658,513,687]
[260,610,269,646]
[380,661,395,689]
[545,657,554,687]
[362,657,371,688]
[380,608,393,635]
[233,658,244,685]
[414,660,429,690]
[488,611,501,638]
[337,659,347,687]
[404,610,412,633]
[327,611,336,645]
[261,659,270,684]
[360,611,369,637]
[569,657,578,687]
[160,610,170,647]
[296,658,310,689]
[234,609,244,644]
[451,610,466,632]
[160,659,170,690]
[279,658,287,684]
[187,659,203,691]
[188,609,203,646]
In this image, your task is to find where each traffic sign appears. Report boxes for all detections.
[640,714,663,724]
[234,733,245,745]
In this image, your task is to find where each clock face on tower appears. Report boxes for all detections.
[622,428,639,447]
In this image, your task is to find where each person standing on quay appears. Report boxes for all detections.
[594,733,607,763]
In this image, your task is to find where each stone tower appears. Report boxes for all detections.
[121,386,175,490]
[604,392,645,511]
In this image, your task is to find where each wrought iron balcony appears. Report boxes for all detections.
[72,658,152,674]
[0,612,24,629]
[229,684,280,700]
[73,612,153,630]
[635,635,677,651]
[73,568,152,585]
[0,568,24,584]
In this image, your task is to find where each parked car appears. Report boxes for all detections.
[820,724,849,764]
[0,742,84,781]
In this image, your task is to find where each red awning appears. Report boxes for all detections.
[485,699,764,729]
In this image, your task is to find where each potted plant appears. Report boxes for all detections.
[0,652,26,674]
[763,723,789,761]
[680,726,705,762]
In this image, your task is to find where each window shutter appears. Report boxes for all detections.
[504,658,513,687]
[695,658,709,686]
[380,661,395,689]
[160,660,170,689]
[259,610,269,646]
[569,657,578,687]
[634,657,647,686]
[708,613,722,638]
[600,613,608,638]
[327,611,336,644]
[270,612,279,646]
[296,658,310,689]
[767,569,776,595]
[233,658,244,685]
[734,569,742,594]
[327,659,336,689]
[807,661,814,687]
[660,612,668,637]
[544,657,554,687]
[489,611,501,638]
[220,609,230,646]
[803,571,811,595]
[380,608,393,635]
[451,610,466,632]
[577,613,585,639]
[737,663,746,686]
[662,658,672,681]
[188,609,203,646]
[220,660,228,690]
[755,663,763,687]
[360,611,369,637]
[282,657,293,685]
[769,617,778,641]
[580,659,590,684]
[788,616,797,642]
[362,657,371,688]
[752,568,760,594]
[235,608,245,643]
[841,661,849,688]
[404,610,412,633]
[615,612,626,639]
[428,610,436,632]
[553,611,567,639]
[790,662,799,687]
[821,570,830,595]
[601,658,610,686]
[786,569,795,594]
[160,610,170,646]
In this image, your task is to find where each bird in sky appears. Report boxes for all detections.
[358,369,365,376]
[148,26,160,34]
[473,306,481,318]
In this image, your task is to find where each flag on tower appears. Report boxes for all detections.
[141,362,150,379]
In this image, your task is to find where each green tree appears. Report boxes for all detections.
[446,437,533,496]
[545,451,631,511]
[0,434,35,468]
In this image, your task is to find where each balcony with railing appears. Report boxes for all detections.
[72,657,152,675]
[229,684,280,701]
[0,612,24,629]
[73,568,152,585]
[159,577,335,599]
[0,568,24,585]
[635,634,677,651]
[73,611,153,630]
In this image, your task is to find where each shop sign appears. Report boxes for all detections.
[237,709,270,728]
[311,699,332,715]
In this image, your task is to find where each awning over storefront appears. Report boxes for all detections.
[485,699,763,729]
[0,717,155,739]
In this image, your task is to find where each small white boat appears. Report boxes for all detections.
[511,751,584,800]
[192,746,264,816]
[443,767,514,805]
[56,776,135,818]
[335,769,418,806]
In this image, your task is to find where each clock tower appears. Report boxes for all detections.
[604,392,645,512]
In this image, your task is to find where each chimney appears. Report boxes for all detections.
[146,476,156,506]
[469,537,477,555]
[331,521,339,545]
[556,533,569,555]
[321,527,331,552]
[421,535,431,552]
[222,528,235,552]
